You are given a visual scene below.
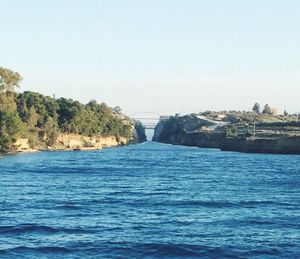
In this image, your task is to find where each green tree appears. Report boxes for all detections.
[0,92,17,112]
[0,111,23,151]
[27,106,39,129]
[112,106,122,114]
[121,124,133,139]
[0,66,138,152]
[0,67,22,92]
[252,102,260,113]
[262,104,272,115]
[17,91,58,128]
[43,117,58,146]
[0,67,23,152]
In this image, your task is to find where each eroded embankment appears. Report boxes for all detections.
[13,134,133,154]
[153,115,300,154]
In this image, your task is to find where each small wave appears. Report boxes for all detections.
[141,243,203,257]
[0,224,91,235]
[106,191,173,197]
[56,204,82,210]
[239,200,296,208]
[0,242,285,258]
[238,218,300,228]
[79,198,297,210]
[173,200,236,208]
[160,219,194,226]
[89,199,238,209]
[245,248,281,257]
[239,219,275,225]
[64,242,241,258]
[0,246,71,255]
[105,242,242,258]
[169,200,295,209]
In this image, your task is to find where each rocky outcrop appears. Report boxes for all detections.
[14,138,37,153]
[174,132,226,149]
[7,119,146,155]
[55,134,129,150]
[13,134,133,153]
[153,114,300,154]
[221,136,300,154]
[133,122,147,142]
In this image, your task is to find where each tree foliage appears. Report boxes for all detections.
[0,67,22,92]
[27,106,39,129]
[252,103,260,113]
[0,110,23,151]
[17,92,134,140]
[262,104,272,115]
[0,67,143,152]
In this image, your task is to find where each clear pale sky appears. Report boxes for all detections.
[1,0,300,115]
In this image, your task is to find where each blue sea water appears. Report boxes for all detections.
[0,141,299,258]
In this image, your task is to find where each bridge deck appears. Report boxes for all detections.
[132,113,171,130]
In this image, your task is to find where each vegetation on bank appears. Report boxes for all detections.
[0,67,143,152]
[201,104,300,124]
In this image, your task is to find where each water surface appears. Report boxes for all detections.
[0,142,299,258]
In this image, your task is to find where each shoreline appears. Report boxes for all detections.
[1,142,132,157]
[1,134,141,157]
[153,135,300,155]
[154,141,300,156]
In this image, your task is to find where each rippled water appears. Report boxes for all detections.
[0,142,299,258]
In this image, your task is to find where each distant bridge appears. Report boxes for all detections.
[137,123,158,129]
[130,112,171,129]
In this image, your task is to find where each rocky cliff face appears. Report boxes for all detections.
[153,118,225,149]
[14,134,133,153]
[10,120,146,154]
[153,114,300,154]
[13,123,147,154]
[221,136,300,154]
[55,134,129,150]
[134,122,147,142]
